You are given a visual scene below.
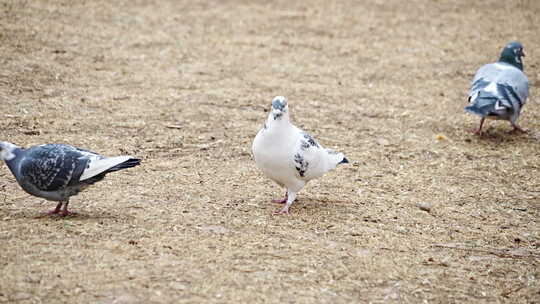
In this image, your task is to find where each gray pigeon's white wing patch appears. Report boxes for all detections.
[79,155,133,181]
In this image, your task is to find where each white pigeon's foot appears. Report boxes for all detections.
[272,197,287,204]
[272,191,288,204]
[274,191,296,215]
[274,206,290,215]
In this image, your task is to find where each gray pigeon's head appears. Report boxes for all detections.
[271,96,288,120]
[0,141,19,161]
[499,42,525,70]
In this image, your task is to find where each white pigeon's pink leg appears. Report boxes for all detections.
[274,190,297,215]
[272,190,288,204]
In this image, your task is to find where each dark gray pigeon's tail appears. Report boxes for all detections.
[106,158,141,173]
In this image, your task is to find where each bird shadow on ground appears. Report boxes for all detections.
[471,129,534,145]
[291,197,352,214]
[26,211,121,221]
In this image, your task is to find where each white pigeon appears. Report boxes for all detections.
[465,41,529,134]
[252,96,349,214]
[0,142,141,216]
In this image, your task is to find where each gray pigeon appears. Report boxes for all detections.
[0,141,141,216]
[252,96,348,214]
[465,41,529,134]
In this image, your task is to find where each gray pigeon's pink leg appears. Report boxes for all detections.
[59,200,75,217]
[272,190,288,204]
[47,202,63,215]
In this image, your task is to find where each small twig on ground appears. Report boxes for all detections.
[432,243,540,259]
[501,285,525,298]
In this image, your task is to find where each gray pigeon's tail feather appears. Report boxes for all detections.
[81,158,140,186]
[105,158,141,173]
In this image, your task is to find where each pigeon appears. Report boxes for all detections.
[0,141,141,216]
[465,41,529,134]
[252,96,349,214]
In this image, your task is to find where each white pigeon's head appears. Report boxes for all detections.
[0,141,19,161]
[271,96,289,121]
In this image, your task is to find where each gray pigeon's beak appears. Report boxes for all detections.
[522,50,526,57]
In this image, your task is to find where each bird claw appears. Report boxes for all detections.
[272,198,287,204]
[470,128,483,135]
[273,207,290,215]
[43,209,75,217]
[510,126,527,134]
[59,210,76,217]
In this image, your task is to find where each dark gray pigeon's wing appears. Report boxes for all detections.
[19,144,93,191]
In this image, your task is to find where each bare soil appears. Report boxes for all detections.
[1,0,539,303]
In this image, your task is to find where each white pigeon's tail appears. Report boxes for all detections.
[79,156,140,181]
[326,149,348,169]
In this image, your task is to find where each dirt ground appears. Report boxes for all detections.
[0,0,539,303]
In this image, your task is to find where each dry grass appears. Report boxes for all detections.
[1,0,539,303]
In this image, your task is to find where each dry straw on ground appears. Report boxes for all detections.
[1,0,539,303]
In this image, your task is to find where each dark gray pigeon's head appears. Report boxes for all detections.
[499,42,525,70]
[271,96,288,120]
[0,141,19,161]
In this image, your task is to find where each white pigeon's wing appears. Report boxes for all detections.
[291,130,329,181]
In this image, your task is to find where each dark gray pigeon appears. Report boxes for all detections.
[465,41,529,134]
[0,141,140,216]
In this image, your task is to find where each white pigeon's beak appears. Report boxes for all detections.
[272,109,283,120]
